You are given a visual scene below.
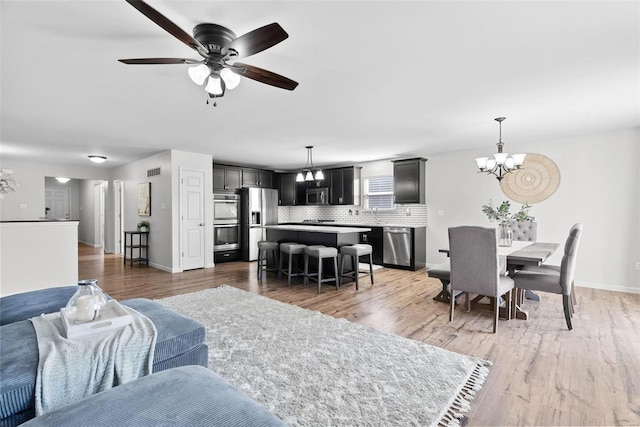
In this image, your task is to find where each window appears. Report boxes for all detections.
[364,176,394,209]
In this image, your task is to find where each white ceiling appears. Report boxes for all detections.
[1,0,638,171]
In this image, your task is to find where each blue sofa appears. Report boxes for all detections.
[20,365,286,427]
[0,287,208,426]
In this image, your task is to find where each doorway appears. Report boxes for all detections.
[94,183,105,248]
[44,187,70,219]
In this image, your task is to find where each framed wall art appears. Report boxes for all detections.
[137,182,151,216]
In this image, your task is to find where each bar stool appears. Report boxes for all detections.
[279,242,307,286]
[339,244,374,290]
[257,241,279,281]
[304,246,339,293]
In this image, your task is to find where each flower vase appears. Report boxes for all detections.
[498,223,513,247]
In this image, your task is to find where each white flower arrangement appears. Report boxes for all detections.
[0,171,19,196]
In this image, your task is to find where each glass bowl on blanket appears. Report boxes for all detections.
[65,279,109,323]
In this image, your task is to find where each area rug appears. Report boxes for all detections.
[158,286,491,426]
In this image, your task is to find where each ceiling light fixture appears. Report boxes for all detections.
[56,177,71,183]
[475,117,526,181]
[88,155,107,163]
[188,64,241,98]
[296,146,324,182]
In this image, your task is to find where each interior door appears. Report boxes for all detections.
[181,169,205,270]
[44,187,70,219]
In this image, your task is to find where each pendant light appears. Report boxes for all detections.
[296,146,324,182]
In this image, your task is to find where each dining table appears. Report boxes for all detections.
[438,240,560,320]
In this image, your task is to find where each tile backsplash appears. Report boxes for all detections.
[278,204,427,227]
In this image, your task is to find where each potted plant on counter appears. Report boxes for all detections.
[481,200,534,246]
[137,220,150,232]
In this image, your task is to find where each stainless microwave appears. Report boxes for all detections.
[306,187,329,205]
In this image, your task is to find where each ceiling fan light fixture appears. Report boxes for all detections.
[205,75,225,96]
[188,64,209,85]
[220,68,241,90]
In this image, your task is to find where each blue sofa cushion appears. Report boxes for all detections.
[20,366,285,427]
[0,287,79,326]
[121,299,205,364]
[0,298,207,424]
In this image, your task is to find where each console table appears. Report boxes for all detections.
[124,231,149,267]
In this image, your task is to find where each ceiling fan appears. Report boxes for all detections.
[118,0,298,99]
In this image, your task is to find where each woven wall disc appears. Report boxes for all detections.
[500,153,560,203]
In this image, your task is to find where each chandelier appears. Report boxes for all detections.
[296,146,324,182]
[475,117,526,181]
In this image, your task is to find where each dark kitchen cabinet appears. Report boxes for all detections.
[392,158,427,204]
[277,173,311,205]
[242,168,274,188]
[359,226,383,265]
[328,166,361,205]
[213,164,241,192]
[277,173,297,206]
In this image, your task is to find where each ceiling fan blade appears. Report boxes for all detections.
[226,23,288,58]
[118,58,203,65]
[230,62,298,91]
[125,0,208,56]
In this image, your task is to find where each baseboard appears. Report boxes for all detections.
[576,281,640,295]
[149,261,177,273]
[78,240,102,248]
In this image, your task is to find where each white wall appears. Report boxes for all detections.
[426,127,640,293]
[110,149,214,272]
[0,160,110,221]
[111,151,174,271]
[170,150,214,270]
[0,221,79,296]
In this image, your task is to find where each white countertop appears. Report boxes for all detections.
[265,224,371,233]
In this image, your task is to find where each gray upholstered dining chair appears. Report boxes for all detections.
[448,226,515,333]
[508,221,537,242]
[511,223,583,330]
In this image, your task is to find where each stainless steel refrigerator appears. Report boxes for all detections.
[240,187,279,261]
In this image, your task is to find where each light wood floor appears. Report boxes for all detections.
[80,244,640,426]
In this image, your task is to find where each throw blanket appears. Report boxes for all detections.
[30,306,157,416]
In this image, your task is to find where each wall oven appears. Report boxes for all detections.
[214,193,240,262]
[213,193,240,224]
[213,224,240,251]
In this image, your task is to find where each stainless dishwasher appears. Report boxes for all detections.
[383,227,412,267]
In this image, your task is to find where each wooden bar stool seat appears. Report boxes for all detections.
[304,246,339,293]
[339,244,374,290]
[257,241,279,281]
[279,242,307,286]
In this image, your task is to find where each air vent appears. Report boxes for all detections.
[147,167,161,177]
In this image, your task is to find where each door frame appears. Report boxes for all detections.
[179,168,206,271]
[114,180,124,255]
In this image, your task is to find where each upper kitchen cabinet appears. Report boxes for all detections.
[213,164,241,192]
[392,158,427,204]
[277,173,297,206]
[242,168,274,188]
[328,166,361,205]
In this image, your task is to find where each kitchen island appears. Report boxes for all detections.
[264,224,371,247]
